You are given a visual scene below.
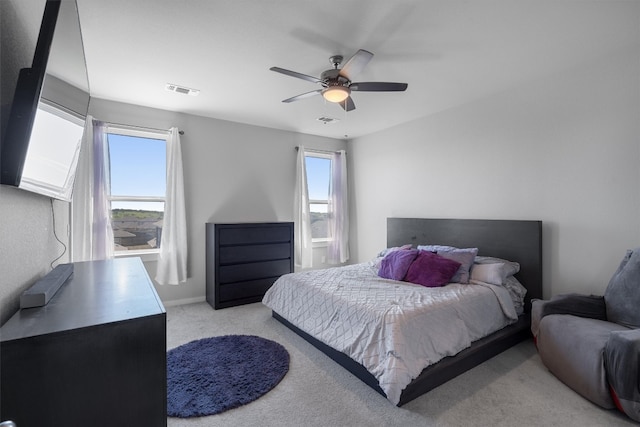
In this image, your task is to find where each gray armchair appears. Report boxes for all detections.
[531,248,640,423]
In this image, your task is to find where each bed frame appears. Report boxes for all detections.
[272,218,543,406]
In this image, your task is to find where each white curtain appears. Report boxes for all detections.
[294,146,313,269]
[155,128,188,285]
[71,117,114,261]
[327,150,349,264]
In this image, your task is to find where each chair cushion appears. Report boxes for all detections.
[605,247,640,328]
[530,294,606,338]
[605,329,640,422]
[537,314,629,408]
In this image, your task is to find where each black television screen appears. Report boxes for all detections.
[1,0,89,201]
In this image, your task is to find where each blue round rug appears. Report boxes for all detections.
[167,334,289,418]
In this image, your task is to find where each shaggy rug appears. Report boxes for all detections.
[167,334,290,418]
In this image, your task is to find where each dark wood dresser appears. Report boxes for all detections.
[206,222,294,309]
[0,257,167,427]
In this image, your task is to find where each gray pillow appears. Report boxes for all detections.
[605,248,640,328]
[436,248,478,284]
[416,244,458,252]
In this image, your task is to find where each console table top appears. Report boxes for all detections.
[1,257,165,342]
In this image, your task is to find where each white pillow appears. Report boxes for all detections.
[474,256,520,277]
[470,262,507,286]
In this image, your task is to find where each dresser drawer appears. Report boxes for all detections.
[219,243,291,265]
[218,259,291,284]
[218,226,291,245]
[218,278,277,301]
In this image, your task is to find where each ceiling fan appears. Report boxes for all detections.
[270,49,408,112]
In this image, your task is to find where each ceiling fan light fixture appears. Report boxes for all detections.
[322,86,350,103]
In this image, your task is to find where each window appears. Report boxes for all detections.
[20,101,84,201]
[107,127,167,254]
[305,153,332,242]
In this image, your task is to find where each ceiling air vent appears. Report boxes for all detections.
[165,83,200,96]
[316,116,340,124]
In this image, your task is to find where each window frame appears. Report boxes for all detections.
[304,151,333,245]
[106,126,168,260]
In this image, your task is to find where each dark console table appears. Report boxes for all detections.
[206,222,294,309]
[0,257,167,427]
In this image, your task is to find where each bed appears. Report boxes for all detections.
[263,218,542,406]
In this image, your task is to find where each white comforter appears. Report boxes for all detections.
[262,262,518,405]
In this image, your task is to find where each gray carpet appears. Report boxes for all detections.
[166,302,635,427]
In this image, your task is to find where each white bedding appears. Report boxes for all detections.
[262,261,518,405]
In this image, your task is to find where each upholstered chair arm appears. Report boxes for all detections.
[605,328,640,422]
[531,293,606,337]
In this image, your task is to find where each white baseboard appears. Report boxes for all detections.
[162,296,206,307]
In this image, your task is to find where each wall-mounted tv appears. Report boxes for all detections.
[1,0,90,201]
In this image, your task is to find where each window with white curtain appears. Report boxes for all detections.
[295,146,348,268]
[106,127,167,255]
[305,153,332,243]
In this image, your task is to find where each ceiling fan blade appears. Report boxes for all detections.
[270,67,322,84]
[282,89,323,103]
[350,82,408,92]
[339,96,356,112]
[339,49,373,81]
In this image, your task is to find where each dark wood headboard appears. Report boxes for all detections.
[387,218,543,310]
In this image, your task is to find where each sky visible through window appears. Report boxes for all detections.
[305,156,330,213]
[108,133,166,211]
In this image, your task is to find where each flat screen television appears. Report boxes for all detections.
[1,0,90,201]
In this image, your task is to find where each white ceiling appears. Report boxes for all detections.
[73,0,639,140]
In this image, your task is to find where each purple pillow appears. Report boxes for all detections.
[405,251,462,288]
[378,249,419,281]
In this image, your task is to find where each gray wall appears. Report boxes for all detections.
[88,98,346,305]
[0,0,72,325]
[0,0,345,320]
[349,45,640,298]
